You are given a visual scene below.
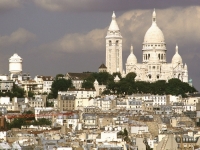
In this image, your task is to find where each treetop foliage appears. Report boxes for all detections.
[48,75,72,98]
[49,72,197,98]
[0,84,25,99]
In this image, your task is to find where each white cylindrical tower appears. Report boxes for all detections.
[9,53,23,74]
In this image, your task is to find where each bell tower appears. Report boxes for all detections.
[105,12,123,74]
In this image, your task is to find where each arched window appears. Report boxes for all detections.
[157,75,159,79]
[148,54,150,59]
[148,74,151,79]
[178,74,181,79]
[116,40,119,46]
[158,54,160,60]
[161,54,163,60]
[109,41,112,46]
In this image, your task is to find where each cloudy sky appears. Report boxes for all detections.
[0,0,200,90]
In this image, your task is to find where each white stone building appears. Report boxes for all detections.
[144,95,167,106]
[106,10,188,83]
[59,88,96,99]
[42,76,53,93]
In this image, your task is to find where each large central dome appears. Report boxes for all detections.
[144,10,165,44]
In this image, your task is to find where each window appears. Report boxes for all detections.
[109,40,112,46]
[149,74,151,79]
[116,40,119,46]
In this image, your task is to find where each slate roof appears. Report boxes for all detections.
[99,63,107,69]
[66,72,92,80]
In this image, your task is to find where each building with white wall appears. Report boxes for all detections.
[42,76,53,94]
[59,88,96,99]
[106,10,188,83]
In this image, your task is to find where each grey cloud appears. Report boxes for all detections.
[34,0,200,12]
[0,28,36,48]
[0,0,22,12]
[38,29,106,53]
[0,28,36,74]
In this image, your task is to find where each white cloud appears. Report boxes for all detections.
[39,6,200,56]
[34,0,91,12]
[0,0,22,11]
[39,28,106,52]
[0,28,36,48]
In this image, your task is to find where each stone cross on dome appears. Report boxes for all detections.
[152,8,156,23]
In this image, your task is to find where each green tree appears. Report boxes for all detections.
[113,72,122,79]
[46,101,54,107]
[23,110,35,120]
[36,118,52,125]
[55,74,64,80]
[124,128,128,137]
[82,81,94,89]
[28,91,34,98]
[12,84,25,98]
[8,118,26,129]
[125,72,137,82]
[48,77,72,99]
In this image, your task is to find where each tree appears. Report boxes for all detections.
[48,77,72,98]
[28,91,34,98]
[125,72,137,82]
[23,110,35,120]
[12,84,25,98]
[82,81,94,89]
[113,72,122,79]
[55,74,64,80]
[46,101,54,107]
[124,128,128,137]
[8,118,26,129]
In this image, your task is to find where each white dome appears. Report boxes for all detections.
[9,53,22,62]
[144,10,165,44]
[172,45,182,64]
[126,45,137,65]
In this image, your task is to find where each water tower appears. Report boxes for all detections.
[9,53,22,75]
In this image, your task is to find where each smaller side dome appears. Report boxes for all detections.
[126,45,137,65]
[172,45,182,64]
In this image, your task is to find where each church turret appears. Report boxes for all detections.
[126,45,137,74]
[106,11,123,74]
[172,45,182,64]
